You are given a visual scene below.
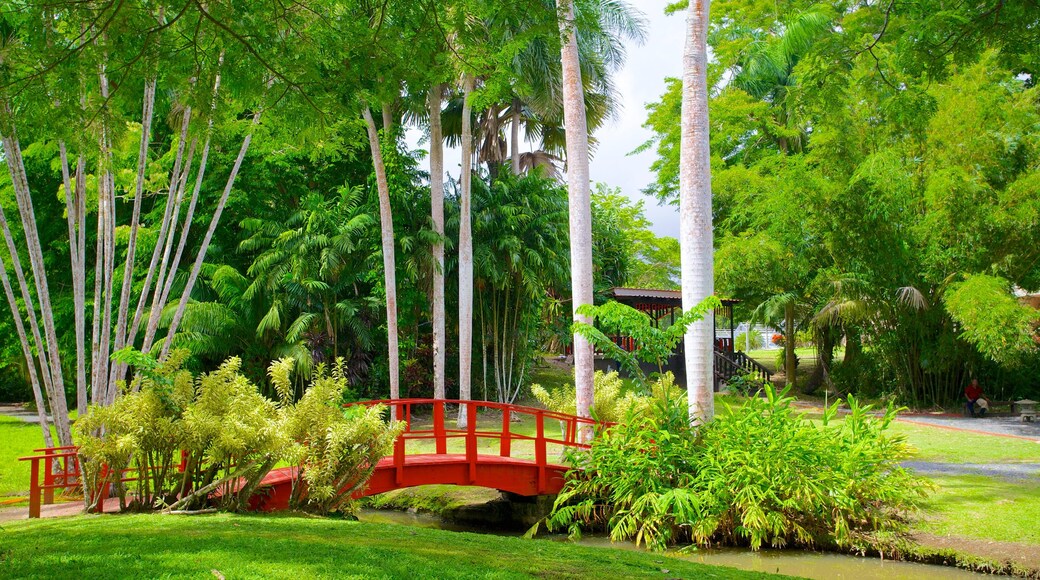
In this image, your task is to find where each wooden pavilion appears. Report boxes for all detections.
[590,287,769,389]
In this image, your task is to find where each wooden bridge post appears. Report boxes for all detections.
[535,411,546,494]
[28,457,40,518]
[466,403,477,483]
[394,402,406,485]
[500,408,511,457]
[43,455,54,506]
[434,401,446,455]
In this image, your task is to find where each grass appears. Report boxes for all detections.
[889,421,1040,463]
[365,485,500,512]
[0,513,774,579]
[0,415,53,500]
[917,474,1040,545]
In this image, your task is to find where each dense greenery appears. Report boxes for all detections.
[543,387,928,552]
[642,1,1040,404]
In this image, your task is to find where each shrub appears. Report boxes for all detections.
[78,352,401,514]
[275,358,403,514]
[542,385,929,553]
[734,331,763,352]
[726,372,767,396]
[531,371,630,423]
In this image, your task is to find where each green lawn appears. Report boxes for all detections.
[917,474,1040,545]
[890,421,1040,463]
[0,513,773,579]
[0,415,51,500]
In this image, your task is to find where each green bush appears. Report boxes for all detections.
[542,385,928,552]
[734,331,763,352]
[275,358,403,514]
[531,371,631,423]
[726,372,767,396]
[77,352,401,514]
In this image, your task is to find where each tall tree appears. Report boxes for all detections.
[556,0,596,424]
[429,84,447,400]
[679,0,716,424]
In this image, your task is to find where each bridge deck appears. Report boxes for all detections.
[252,453,572,511]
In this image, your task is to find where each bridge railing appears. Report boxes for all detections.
[346,399,605,493]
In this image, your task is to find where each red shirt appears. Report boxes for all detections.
[965,384,983,400]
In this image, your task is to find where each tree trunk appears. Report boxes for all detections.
[162,107,262,358]
[128,106,192,355]
[429,84,446,400]
[556,0,595,429]
[0,117,73,444]
[511,97,521,175]
[0,252,53,446]
[679,0,715,425]
[784,301,796,389]
[110,77,157,390]
[362,105,400,399]
[457,73,475,427]
[57,143,87,415]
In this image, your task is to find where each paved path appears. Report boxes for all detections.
[897,414,1040,440]
[902,461,1040,481]
[0,404,50,424]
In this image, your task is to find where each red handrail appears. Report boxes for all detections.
[346,399,609,495]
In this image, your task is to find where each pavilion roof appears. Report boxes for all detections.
[610,287,739,308]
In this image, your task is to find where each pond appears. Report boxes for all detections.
[357,508,985,579]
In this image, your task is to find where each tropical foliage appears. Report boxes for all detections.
[542,386,929,552]
[642,2,1040,404]
[76,351,402,514]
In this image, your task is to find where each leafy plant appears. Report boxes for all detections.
[531,371,631,423]
[572,297,721,388]
[541,385,929,552]
[274,357,403,515]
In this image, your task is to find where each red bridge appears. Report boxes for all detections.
[253,399,600,511]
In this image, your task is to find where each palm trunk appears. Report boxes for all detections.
[90,157,105,406]
[128,107,192,355]
[556,0,595,429]
[457,73,476,427]
[57,143,88,415]
[784,301,796,389]
[162,105,262,358]
[679,0,715,425]
[145,132,209,354]
[511,98,521,175]
[362,104,400,399]
[148,54,224,356]
[429,84,446,400]
[95,62,117,405]
[74,155,88,414]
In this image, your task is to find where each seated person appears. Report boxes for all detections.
[964,379,989,417]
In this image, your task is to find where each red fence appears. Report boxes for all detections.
[347,399,602,495]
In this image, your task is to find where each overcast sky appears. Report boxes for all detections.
[588,1,685,237]
[409,1,686,237]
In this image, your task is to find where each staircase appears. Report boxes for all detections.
[713,347,772,390]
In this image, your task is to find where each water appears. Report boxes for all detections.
[357,508,986,579]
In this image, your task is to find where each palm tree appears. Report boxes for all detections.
[679,0,716,424]
[457,72,476,427]
[429,84,447,400]
[556,0,596,424]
